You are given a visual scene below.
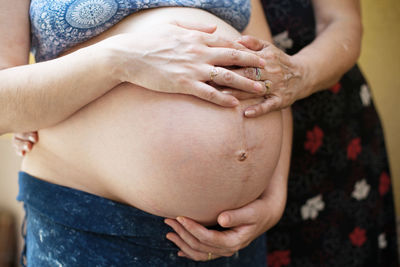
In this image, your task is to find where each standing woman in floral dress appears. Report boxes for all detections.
[261,0,399,265]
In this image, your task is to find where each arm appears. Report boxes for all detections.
[233,0,362,116]
[294,0,362,95]
[0,0,119,135]
[1,1,268,135]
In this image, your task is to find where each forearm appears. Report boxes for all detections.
[0,46,120,135]
[293,0,362,97]
[250,107,292,231]
[261,107,292,200]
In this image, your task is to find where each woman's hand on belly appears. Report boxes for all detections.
[94,19,267,107]
[164,175,288,261]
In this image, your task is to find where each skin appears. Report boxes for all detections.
[6,0,290,260]
[11,0,362,262]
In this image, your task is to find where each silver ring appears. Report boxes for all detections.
[255,67,262,81]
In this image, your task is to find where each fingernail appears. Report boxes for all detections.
[221,90,233,95]
[176,216,185,224]
[23,144,29,151]
[255,83,264,93]
[28,136,36,143]
[244,110,255,117]
[259,59,266,67]
[231,98,240,106]
[17,151,24,157]
[219,216,229,226]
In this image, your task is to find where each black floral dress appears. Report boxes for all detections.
[261,0,399,266]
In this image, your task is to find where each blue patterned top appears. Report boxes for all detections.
[30,0,251,62]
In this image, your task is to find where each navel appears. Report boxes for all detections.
[237,150,248,162]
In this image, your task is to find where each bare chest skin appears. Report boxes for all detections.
[22,7,283,225]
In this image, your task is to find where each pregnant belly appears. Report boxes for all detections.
[22,7,283,225]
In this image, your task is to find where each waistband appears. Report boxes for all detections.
[17,171,170,237]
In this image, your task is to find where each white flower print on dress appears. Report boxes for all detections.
[360,84,372,107]
[378,233,387,249]
[301,194,325,220]
[351,179,370,200]
[273,31,293,52]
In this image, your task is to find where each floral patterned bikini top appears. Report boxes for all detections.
[30,0,251,62]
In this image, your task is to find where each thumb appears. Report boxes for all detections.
[217,204,259,228]
[237,35,270,51]
[172,20,217,33]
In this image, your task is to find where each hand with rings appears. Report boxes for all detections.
[220,35,308,117]
[105,21,269,109]
[254,68,272,96]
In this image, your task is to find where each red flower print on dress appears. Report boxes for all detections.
[268,250,291,267]
[347,137,362,160]
[330,82,342,94]
[379,172,391,196]
[304,126,324,154]
[349,227,366,247]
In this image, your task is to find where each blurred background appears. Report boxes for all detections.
[0,0,399,266]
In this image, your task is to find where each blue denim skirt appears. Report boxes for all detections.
[17,172,267,266]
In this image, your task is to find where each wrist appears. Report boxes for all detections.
[290,53,315,100]
[78,44,121,88]
[89,36,137,85]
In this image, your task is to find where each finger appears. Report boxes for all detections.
[166,232,218,261]
[165,219,212,252]
[12,138,32,156]
[237,35,271,51]
[165,219,233,256]
[217,204,260,228]
[201,34,247,50]
[220,89,261,100]
[172,20,217,34]
[191,81,239,107]
[232,67,268,81]
[244,97,282,117]
[14,132,38,143]
[208,47,266,68]
[176,216,240,250]
[207,67,265,94]
[177,251,189,258]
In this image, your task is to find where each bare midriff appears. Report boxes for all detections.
[22,7,283,225]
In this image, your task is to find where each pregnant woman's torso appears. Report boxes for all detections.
[22,7,283,225]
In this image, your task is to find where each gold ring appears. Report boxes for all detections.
[208,252,213,261]
[255,67,261,81]
[210,67,218,81]
[264,80,272,94]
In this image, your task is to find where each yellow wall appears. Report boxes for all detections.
[358,0,400,214]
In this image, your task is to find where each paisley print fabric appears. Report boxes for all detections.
[261,0,399,266]
[29,0,251,62]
